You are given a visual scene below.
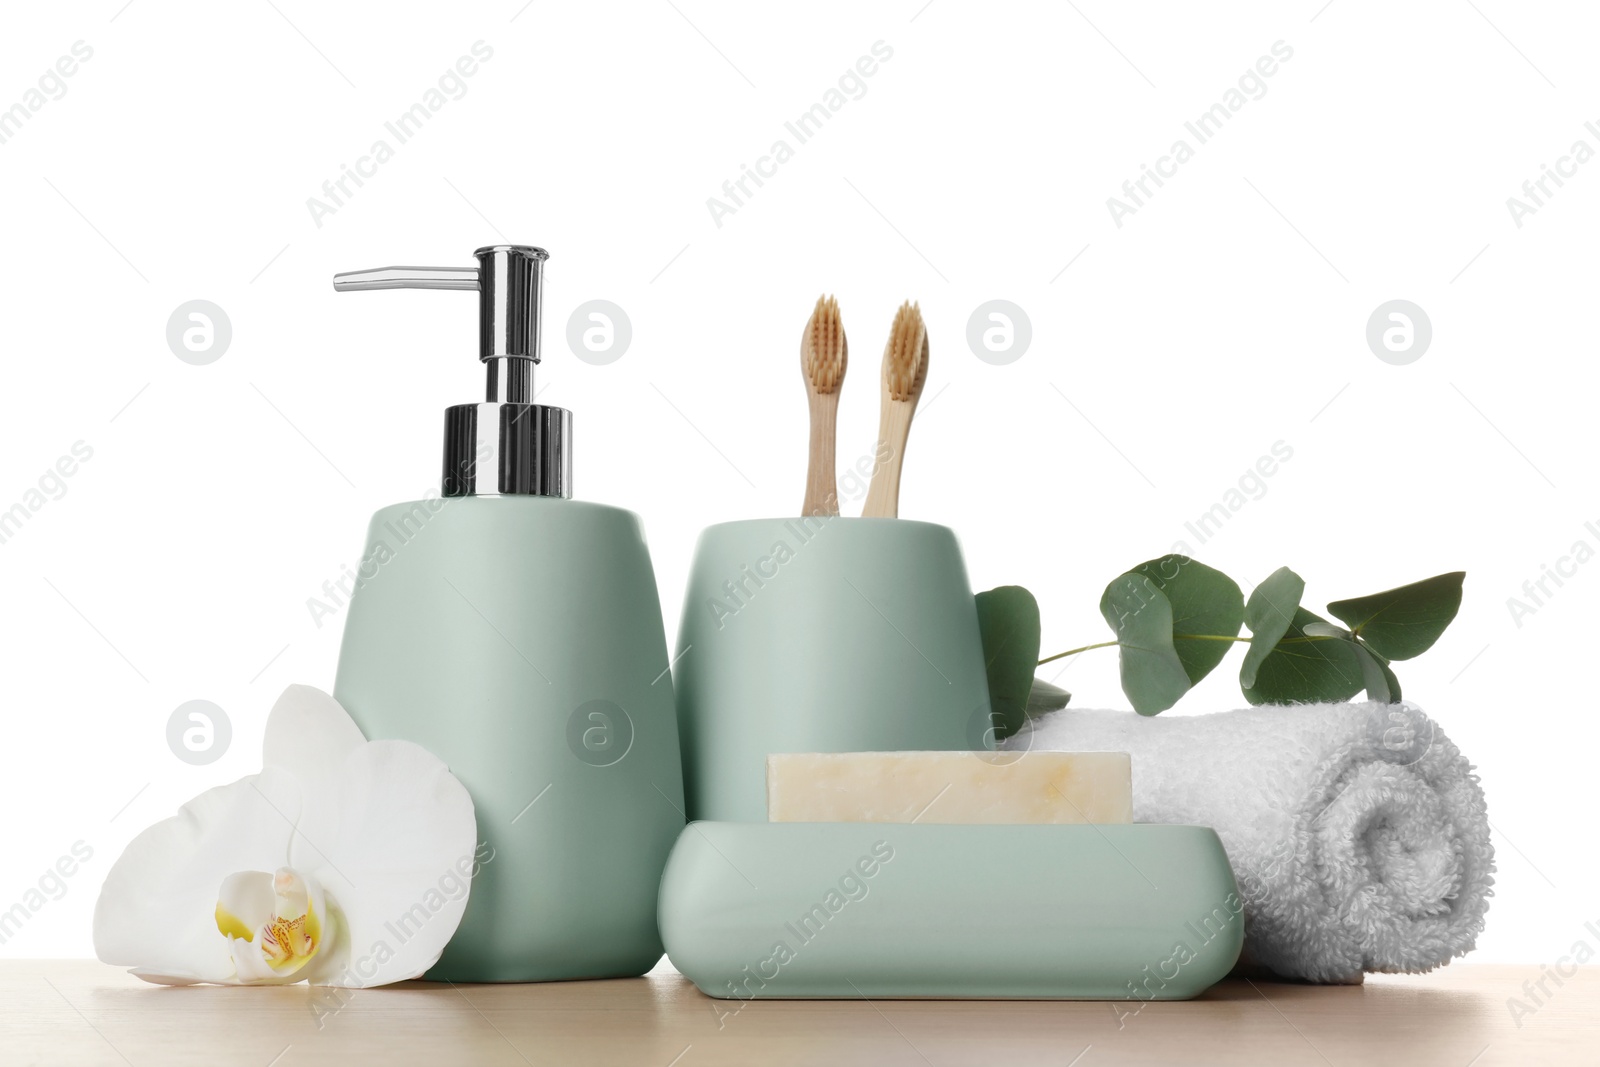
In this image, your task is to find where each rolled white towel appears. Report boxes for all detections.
[1005,701,1493,983]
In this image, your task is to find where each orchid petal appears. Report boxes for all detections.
[262,684,366,799]
[297,740,478,987]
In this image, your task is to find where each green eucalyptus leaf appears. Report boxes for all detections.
[1241,566,1306,689]
[974,585,1042,741]
[1379,657,1401,702]
[1130,555,1245,685]
[1352,642,1392,703]
[1325,572,1465,661]
[1301,621,1349,639]
[1241,607,1365,706]
[1100,572,1191,715]
[1025,677,1072,715]
[1352,640,1402,703]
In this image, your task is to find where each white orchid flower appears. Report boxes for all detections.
[95,685,478,987]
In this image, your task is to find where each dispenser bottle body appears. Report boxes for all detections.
[333,495,685,982]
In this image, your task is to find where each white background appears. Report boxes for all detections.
[1,1,1593,966]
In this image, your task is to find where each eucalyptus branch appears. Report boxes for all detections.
[979,559,1464,734]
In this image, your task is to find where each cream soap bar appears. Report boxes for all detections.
[766,751,1133,824]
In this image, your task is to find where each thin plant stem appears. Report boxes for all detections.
[1036,640,1119,665]
[1037,632,1339,666]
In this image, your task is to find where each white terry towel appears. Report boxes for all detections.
[1006,701,1494,983]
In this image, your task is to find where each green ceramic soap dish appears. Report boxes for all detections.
[659,822,1242,1000]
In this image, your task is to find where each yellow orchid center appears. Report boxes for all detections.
[264,869,323,973]
[215,867,327,980]
[261,913,313,968]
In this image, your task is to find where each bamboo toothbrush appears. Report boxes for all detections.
[800,295,848,516]
[860,301,928,519]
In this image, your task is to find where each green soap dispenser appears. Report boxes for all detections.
[329,245,685,982]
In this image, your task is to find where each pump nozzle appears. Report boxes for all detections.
[333,244,569,498]
[335,245,549,405]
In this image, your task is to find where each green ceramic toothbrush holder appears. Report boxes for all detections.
[673,517,992,822]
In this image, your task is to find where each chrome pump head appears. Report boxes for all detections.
[333,244,571,498]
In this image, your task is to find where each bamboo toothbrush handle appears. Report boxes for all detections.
[861,396,915,519]
[802,390,840,516]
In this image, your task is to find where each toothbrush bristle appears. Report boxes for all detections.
[883,301,927,401]
[802,295,847,393]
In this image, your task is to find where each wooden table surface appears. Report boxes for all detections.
[3,961,1593,1066]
